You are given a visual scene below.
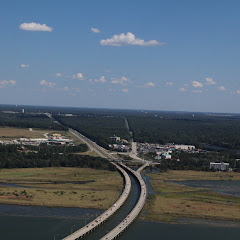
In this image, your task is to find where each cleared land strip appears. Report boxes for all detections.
[100,163,147,240]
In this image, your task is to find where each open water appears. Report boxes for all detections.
[1,173,240,240]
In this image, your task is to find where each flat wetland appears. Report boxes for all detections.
[0,167,123,209]
[143,170,240,223]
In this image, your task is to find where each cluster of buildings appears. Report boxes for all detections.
[137,143,197,161]
[109,136,130,152]
[137,143,196,153]
[0,133,73,147]
[137,142,231,171]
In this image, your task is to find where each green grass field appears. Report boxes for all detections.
[0,127,67,140]
[142,170,240,223]
[0,167,123,209]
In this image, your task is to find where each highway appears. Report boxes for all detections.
[100,163,147,240]
[61,129,132,240]
[62,161,131,240]
[55,124,148,240]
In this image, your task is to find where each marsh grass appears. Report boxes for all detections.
[0,167,123,209]
[142,170,240,223]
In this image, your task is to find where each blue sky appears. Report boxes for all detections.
[0,0,240,113]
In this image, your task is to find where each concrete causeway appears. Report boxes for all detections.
[60,126,147,240]
[100,163,147,240]
[61,130,132,240]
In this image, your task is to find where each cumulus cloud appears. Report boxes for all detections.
[179,87,186,92]
[144,81,155,87]
[193,89,203,93]
[91,27,100,33]
[9,80,16,85]
[165,81,173,86]
[19,22,53,32]
[192,81,203,88]
[218,86,226,91]
[0,80,16,88]
[60,86,80,92]
[20,64,30,68]
[93,76,107,83]
[111,76,130,86]
[122,88,129,93]
[55,73,62,77]
[73,73,83,80]
[205,77,216,85]
[40,80,56,87]
[100,32,165,47]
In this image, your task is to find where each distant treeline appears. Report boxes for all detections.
[2,104,240,150]
[0,112,67,131]
[54,115,130,149]
[126,115,240,149]
[26,143,88,154]
[0,145,116,171]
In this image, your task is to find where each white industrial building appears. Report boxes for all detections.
[210,162,229,171]
[174,145,195,151]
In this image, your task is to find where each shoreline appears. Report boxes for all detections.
[0,201,106,210]
[2,202,240,229]
[140,217,240,228]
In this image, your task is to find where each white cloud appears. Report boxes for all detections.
[94,76,107,83]
[91,27,100,33]
[111,76,130,86]
[73,73,83,80]
[0,80,16,88]
[144,81,155,87]
[19,22,53,32]
[63,86,70,91]
[205,77,216,85]
[56,73,62,77]
[219,86,226,91]
[9,80,16,85]
[193,89,203,93]
[100,32,165,47]
[40,80,56,87]
[122,89,128,93]
[20,64,30,68]
[165,81,173,86]
[179,87,186,92]
[236,90,240,94]
[60,86,80,92]
[192,81,203,88]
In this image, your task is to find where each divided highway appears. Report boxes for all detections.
[62,161,131,240]
[62,129,131,240]
[100,163,147,240]
[58,127,147,240]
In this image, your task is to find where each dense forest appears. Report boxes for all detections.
[1,104,240,150]
[126,114,240,149]
[0,145,116,171]
[54,115,131,149]
[25,143,88,154]
[0,112,66,131]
